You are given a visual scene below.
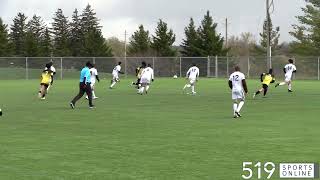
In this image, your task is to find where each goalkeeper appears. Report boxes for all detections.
[253,69,275,98]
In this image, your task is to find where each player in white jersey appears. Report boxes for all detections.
[44,61,56,92]
[110,62,123,89]
[86,64,100,99]
[275,59,297,92]
[228,66,248,118]
[183,63,199,95]
[138,64,154,95]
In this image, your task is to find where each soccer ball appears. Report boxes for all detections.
[173,75,178,79]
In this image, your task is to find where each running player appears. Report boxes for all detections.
[253,69,275,98]
[228,66,248,118]
[110,62,124,89]
[183,63,199,95]
[39,66,53,100]
[138,64,154,95]
[275,59,297,92]
[86,64,100,99]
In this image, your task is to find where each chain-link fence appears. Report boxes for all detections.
[0,56,319,80]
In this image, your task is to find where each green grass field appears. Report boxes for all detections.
[0,78,319,180]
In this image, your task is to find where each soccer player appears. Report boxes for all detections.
[275,59,297,92]
[45,61,56,92]
[183,63,199,95]
[228,66,248,118]
[253,69,275,98]
[132,62,146,88]
[70,61,94,109]
[110,62,124,89]
[39,66,53,100]
[138,64,154,94]
[86,64,100,99]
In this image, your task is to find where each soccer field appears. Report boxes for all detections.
[0,78,319,180]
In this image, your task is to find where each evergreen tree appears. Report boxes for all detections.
[10,13,27,56]
[151,19,176,56]
[197,11,227,56]
[83,29,112,56]
[259,13,280,54]
[69,9,82,56]
[80,4,112,56]
[25,15,46,56]
[40,27,52,56]
[181,18,202,57]
[289,0,320,55]
[52,8,70,56]
[128,25,151,56]
[0,18,11,56]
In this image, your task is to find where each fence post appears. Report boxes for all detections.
[215,56,218,78]
[152,57,155,72]
[26,57,28,80]
[318,57,320,81]
[93,57,96,64]
[60,57,63,80]
[179,57,182,77]
[247,57,250,78]
[124,56,127,78]
[207,56,210,77]
[226,56,229,77]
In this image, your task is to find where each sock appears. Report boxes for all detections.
[233,103,238,115]
[146,85,150,92]
[139,87,145,94]
[255,91,260,95]
[264,88,268,96]
[288,83,292,91]
[92,91,96,97]
[183,84,191,89]
[279,82,286,86]
[237,101,245,112]
[191,85,195,93]
[110,82,116,88]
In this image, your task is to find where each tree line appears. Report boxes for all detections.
[0,1,319,57]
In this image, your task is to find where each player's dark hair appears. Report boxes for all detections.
[147,64,151,67]
[86,61,93,68]
[45,63,51,69]
[142,61,146,67]
[192,63,196,66]
[48,61,53,66]
[234,66,240,71]
[288,59,294,63]
[118,62,122,65]
[268,68,273,74]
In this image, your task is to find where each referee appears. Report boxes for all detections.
[70,61,94,109]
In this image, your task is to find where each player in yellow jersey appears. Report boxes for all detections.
[253,69,275,98]
[132,61,146,88]
[39,65,53,100]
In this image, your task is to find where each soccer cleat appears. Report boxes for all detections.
[235,111,242,117]
[275,83,280,88]
[288,90,293,93]
[109,87,113,89]
[253,93,256,99]
[89,106,95,109]
[41,97,46,100]
[233,115,238,118]
[93,97,98,99]
[85,96,88,100]
[70,102,75,109]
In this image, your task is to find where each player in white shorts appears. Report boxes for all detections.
[183,63,199,95]
[110,62,123,89]
[228,66,248,118]
[138,64,154,95]
[86,64,100,99]
[275,59,297,92]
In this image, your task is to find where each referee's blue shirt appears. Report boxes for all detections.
[80,67,91,83]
